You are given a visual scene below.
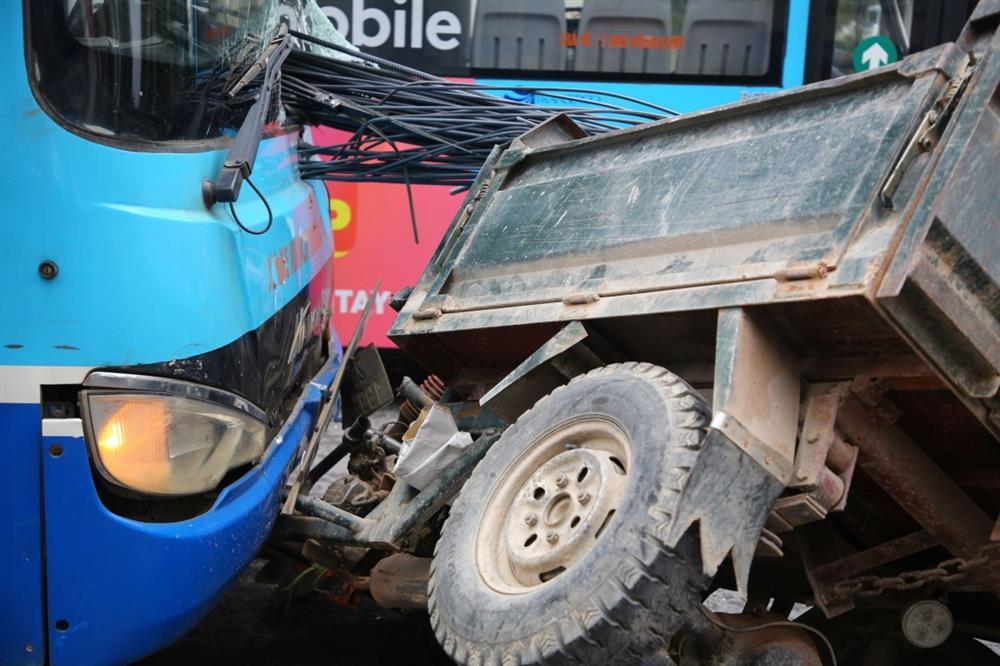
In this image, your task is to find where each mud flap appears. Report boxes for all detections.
[666,429,784,596]
[666,307,797,596]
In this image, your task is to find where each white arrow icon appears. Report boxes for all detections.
[861,42,889,70]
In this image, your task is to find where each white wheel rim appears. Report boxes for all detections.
[476,417,632,594]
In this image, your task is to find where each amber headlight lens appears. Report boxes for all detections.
[83,392,266,495]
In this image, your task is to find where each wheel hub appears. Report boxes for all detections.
[476,418,632,594]
[502,447,627,587]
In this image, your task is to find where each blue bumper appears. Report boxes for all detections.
[37,354,339,666]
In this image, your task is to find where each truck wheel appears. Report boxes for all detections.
[430,362,712,665]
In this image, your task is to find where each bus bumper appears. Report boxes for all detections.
[38,352,339,666]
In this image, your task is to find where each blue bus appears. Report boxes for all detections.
[314,0,978,113]
[1,2,339,664]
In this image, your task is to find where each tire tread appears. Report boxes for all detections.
[430,363,710,665]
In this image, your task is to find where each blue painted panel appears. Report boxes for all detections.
[0,3,333,369]
[783,0,810,89]
[0,403,46,665]
[42,355,338,666]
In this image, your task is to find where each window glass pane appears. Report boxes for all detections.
[830,0,913,77]
[27,1,280,143]
[317,0,783,81]
[471,0,778,77]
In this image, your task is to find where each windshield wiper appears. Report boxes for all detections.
[203,24,291,211]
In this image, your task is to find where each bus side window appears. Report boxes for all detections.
[574,0,674,74]
[471,0,566,71]
[677,0,775,76]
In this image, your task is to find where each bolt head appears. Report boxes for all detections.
[545,532,560,544]
[577,491,591,505]
[524,513,538,526]
[555,475,568,488]
[38,260,58,280]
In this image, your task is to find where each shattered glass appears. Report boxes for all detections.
[28,1,260,143]
[64,0,280,69]
[280,0,364,63]
[27,0,360,144]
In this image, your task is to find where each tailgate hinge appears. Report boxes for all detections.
[880,56,974,209]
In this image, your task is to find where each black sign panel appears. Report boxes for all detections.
[317,0,471,74]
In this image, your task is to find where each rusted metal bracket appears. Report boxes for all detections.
[285,431,502,550]
[768,384,859,533]
[770,449,857,532]
[775,262,829,282]
[479,321,611,421]
[837,393,995,559]
[836,393,1000,594]
[792,383,847,487]
[711,308,800,484]
[711,412,794,484]
[850,375,903,423]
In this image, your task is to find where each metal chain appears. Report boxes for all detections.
[829,542,1000,601]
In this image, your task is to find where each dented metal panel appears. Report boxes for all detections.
[391,44,966,346]
[876,17,1000,421]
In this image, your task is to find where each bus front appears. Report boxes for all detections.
[0,2,337,664]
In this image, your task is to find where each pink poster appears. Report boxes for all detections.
[312,128,464,348]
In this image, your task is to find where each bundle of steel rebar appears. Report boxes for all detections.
[283,29,676,190]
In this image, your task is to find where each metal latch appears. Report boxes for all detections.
[433,174,494,270]
[880,57,974,209]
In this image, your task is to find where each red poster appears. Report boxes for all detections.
[312,128,463,348]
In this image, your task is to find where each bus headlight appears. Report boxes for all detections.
[82,391,266,496]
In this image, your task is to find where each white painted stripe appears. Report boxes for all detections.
[0,366,93,404]
[42,418,84,438]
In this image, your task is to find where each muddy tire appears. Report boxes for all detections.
[429,363,712,665]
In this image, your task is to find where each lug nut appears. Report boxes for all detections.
[546,532,560,544]
[524,513,538,526]
[555,475,568,488]
[577,491,591,505]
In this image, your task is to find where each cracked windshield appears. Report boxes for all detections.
[27,0,281,141]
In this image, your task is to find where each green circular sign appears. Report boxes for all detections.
[853,35,898,72]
